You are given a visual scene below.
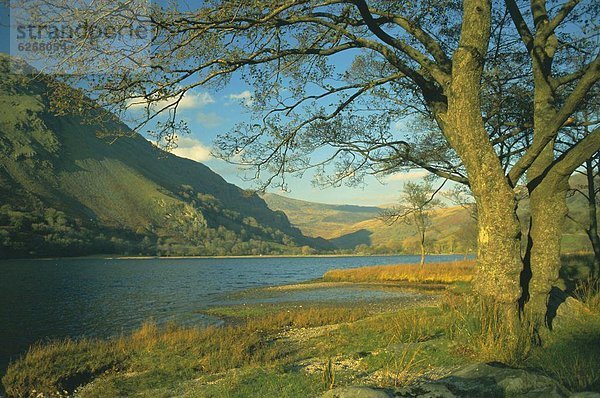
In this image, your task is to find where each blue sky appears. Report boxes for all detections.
[0,1,431,206]
[125,79,430,206]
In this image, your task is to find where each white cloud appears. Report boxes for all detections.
[189,92,216,108]
[172,137,212,162]
[391,120,406,132]
[196,112,223,128]
[385,170,429,182]
[228,90,254,107]
[127,91,215,110]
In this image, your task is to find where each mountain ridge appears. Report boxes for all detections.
[260,192,382,239]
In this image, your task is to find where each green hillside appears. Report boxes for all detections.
[0,55,329,258]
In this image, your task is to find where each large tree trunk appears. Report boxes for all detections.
[471,183,523,308]
[521,58,569,327]
[524,178,569,325]
[438,0,523,327]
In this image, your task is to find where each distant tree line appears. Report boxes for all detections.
[0,190,319,258]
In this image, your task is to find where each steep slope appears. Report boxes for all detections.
[0,55,329,257]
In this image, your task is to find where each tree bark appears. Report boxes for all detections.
[585,159,600,278]
[524,178,569,323]
[525,132,600,325]
[519,29,566,325]
[437,0,522,325]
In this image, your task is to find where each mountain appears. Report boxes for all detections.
[260,193,381,239]
[0,55,330,258]
[329,206,478,253]
[262,190,593,254]
[262,192,477,253]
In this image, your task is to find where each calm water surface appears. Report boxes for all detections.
[0,254,463,375]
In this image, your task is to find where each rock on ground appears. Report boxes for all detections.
[322,386,393,398]
[323,362,599,398]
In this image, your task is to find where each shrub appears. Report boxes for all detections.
[573,277,600,313]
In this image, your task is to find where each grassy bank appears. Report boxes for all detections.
[3,256,600,397]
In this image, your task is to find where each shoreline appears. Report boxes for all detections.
[1,253,473,261]
[3,256,598,396]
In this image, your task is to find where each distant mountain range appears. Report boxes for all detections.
[262,189,593,254]
[261,193,478,254]
[0,55,330,258]
[259,193,382,239]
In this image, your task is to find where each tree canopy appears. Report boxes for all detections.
[14,0,597,190]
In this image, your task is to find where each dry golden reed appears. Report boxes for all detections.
[323,260,475,284]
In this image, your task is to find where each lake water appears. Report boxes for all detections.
[0,254,463,376]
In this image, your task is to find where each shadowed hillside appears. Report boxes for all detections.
[0,55,330,257]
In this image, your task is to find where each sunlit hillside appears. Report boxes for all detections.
[263,193,477,253]
[260,193,381,239]
[264,191,593,254]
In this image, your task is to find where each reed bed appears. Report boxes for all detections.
[323,260,476,284]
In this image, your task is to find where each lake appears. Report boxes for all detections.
[0,254,464,376]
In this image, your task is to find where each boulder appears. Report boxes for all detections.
[324,363,579,398]
[433,362,570,397]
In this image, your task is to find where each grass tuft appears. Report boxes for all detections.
[380,345,424,387]
[322,357,336,390]
[2,338,126,398]
[573,277,600,313]
[444,294,533,366]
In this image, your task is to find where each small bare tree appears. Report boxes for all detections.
[382,181,443,267]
